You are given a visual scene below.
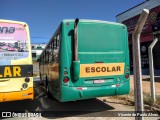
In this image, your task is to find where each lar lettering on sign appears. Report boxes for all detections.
[0,66,21,78]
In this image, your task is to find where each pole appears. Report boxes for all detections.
[132,9,149,120]
[148,38,158,101]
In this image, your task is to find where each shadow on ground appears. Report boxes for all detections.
[0,81,115,119]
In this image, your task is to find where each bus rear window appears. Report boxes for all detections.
[78,23,127,52]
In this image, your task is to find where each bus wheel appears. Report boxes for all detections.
[46,81,52,98]
[39,73,43,85]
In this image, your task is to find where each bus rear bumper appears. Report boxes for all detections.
[60,81,130,102]
[0,87,34,102]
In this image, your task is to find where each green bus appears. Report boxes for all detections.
[39,19,130,102]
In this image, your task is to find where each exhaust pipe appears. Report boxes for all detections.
[74,18,79,61]
[73,18,80,80]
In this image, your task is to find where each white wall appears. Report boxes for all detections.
[32,49,43,56]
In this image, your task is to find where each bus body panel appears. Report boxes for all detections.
[39,20,130,102]
[0,87,33,102]
[0,19,33,102]
[60,81,129,102]
[61,20,129,84]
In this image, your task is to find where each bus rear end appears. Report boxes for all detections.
[0,20,33,102]
[60,19,130,102]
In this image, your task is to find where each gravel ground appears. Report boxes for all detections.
[4,76,160,120]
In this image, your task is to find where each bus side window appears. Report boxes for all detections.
[47,47,49,63]
[49,44,51,53]
[43,55,45,65]
[57,34,60,49]
[54,38,56,50]
[45,50,48,63]
[51,41,54,62]
[49,44,53,63]
[43,52,45,64]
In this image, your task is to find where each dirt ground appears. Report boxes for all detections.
[130,75,160,94]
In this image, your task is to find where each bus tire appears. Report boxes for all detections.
[46,80,52,98]
[39,73,43,85]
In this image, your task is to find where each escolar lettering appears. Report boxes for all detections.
[85,66,121,73]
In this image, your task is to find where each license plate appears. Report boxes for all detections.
[93,80,105,84]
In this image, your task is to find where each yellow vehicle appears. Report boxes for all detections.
[0,19,33,102]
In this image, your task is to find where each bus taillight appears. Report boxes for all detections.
[25,77,30,83]
[64,71,68,76]
[125,74,129,79]
[64,67,67,71]
[126,69,129,72]
[126,65,129,72]
[63,77,69,83]
[28,93,33,95]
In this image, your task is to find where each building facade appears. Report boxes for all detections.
[31,43,46,76]
[31,44,46,61]
[116,0,160,74]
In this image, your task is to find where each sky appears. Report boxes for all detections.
[1,0,145,44]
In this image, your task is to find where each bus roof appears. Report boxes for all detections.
[40,19,127,59]
[62,19,125,26]
[0,19,28,26]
